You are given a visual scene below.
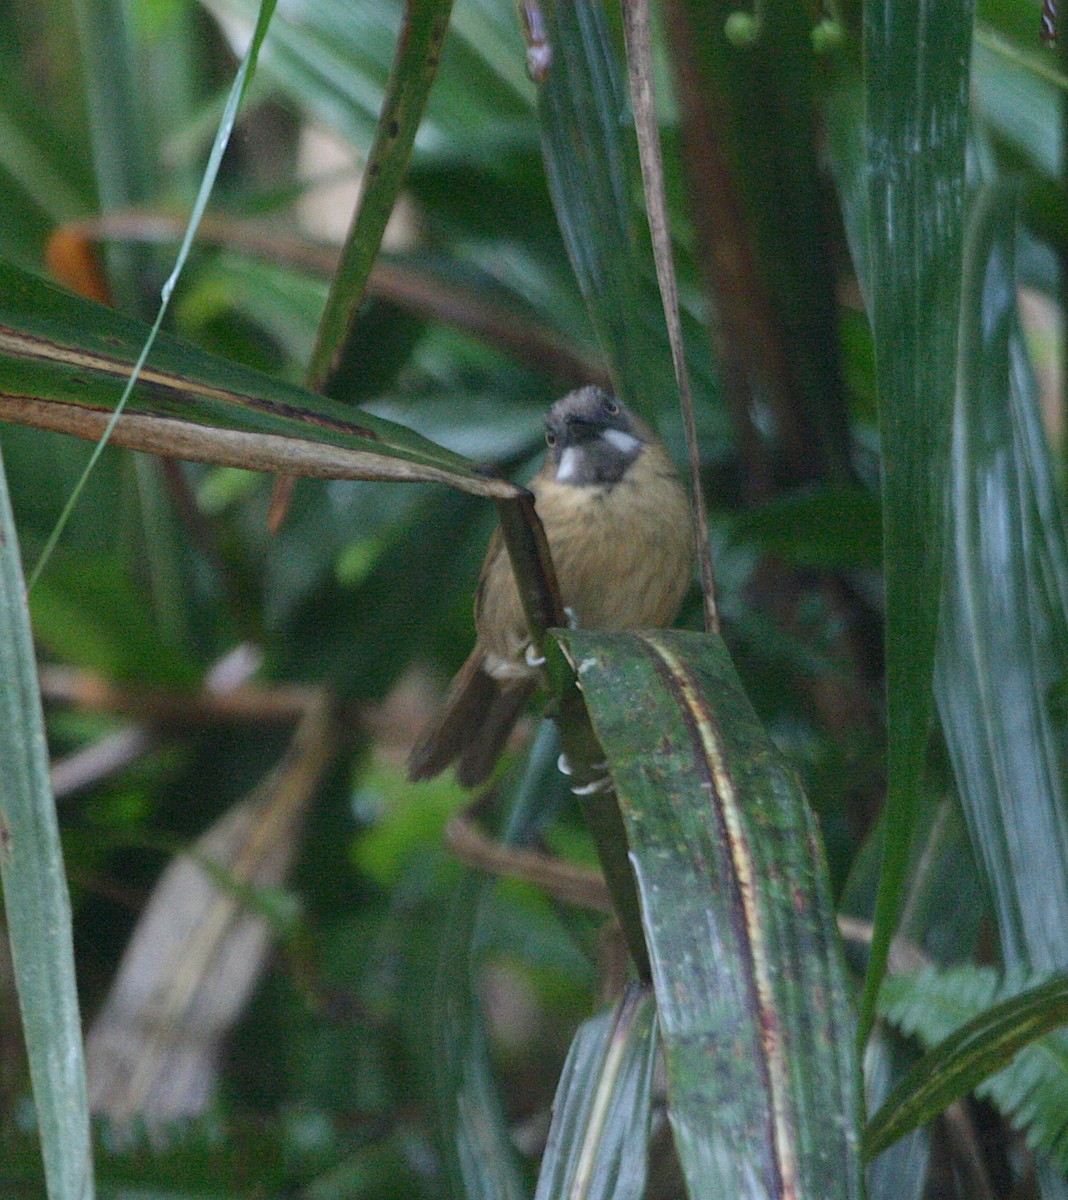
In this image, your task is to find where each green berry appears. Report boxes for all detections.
[724,11,760,46]
[811,17,845,52]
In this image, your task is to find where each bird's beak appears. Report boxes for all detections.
[563,416,603,444]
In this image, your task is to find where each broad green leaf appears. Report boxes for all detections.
[449,0,535,106]
[533,985,656,1200]
[934,186,1068,1200]
[873,967,1068,1167]
[561,629,862,1200]
[858,0,975,1042]
[72,0,152,216]
[0,443,94,1200]
[0,104,87,228]
[936,186,1068,976]
[277,484,490,698]
[0,257,514,499]
[28,554,200,686]
[200,0,408,147]
[532,0,675,415]
[0,6,93,243]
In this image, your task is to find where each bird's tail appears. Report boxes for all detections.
[407,649,534,787]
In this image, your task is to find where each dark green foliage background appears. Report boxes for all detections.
[0,0,1066,1196]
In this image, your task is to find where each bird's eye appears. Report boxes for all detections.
[545,429,557,446]
[605,399,620,415]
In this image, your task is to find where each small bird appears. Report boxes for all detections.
[408,386,695,786]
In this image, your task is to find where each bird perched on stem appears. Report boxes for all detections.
[408,385,695,787]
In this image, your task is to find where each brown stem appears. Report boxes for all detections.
[49,211,605,530]
[39,665,317,725]
[620,0,719,633]
[0,394,517,500]
[494,489,652,979]
[494,490,567,647]
[49,214,606,390]
[51,727,158,798]
[445,812,611,911]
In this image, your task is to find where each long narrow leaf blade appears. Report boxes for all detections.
[433,726,569,1200]
[874,967,1068,1168]
[560,629,862,1200]
[0,443,94,1200]
[868,971,1068,1160]
[533,985,657,1200]
[533,0,673,413]
[70,0,152,313]
[859,0,975,1040]
[0,258,514,498]
[307,0,454,388]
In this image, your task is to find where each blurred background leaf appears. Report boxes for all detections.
[858,0,975,1040]
[935,179,1068,1198]
[533,983,656,1200]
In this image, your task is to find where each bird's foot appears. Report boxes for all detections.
[571,771,613,796]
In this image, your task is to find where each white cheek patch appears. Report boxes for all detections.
[602,429,641,455]
[556,446,582,482]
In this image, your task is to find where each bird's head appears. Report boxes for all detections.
[544,387,644,486]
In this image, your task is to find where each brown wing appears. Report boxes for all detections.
[472,525,530,667]
[407,646,534,786]
[408,527,534,786]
